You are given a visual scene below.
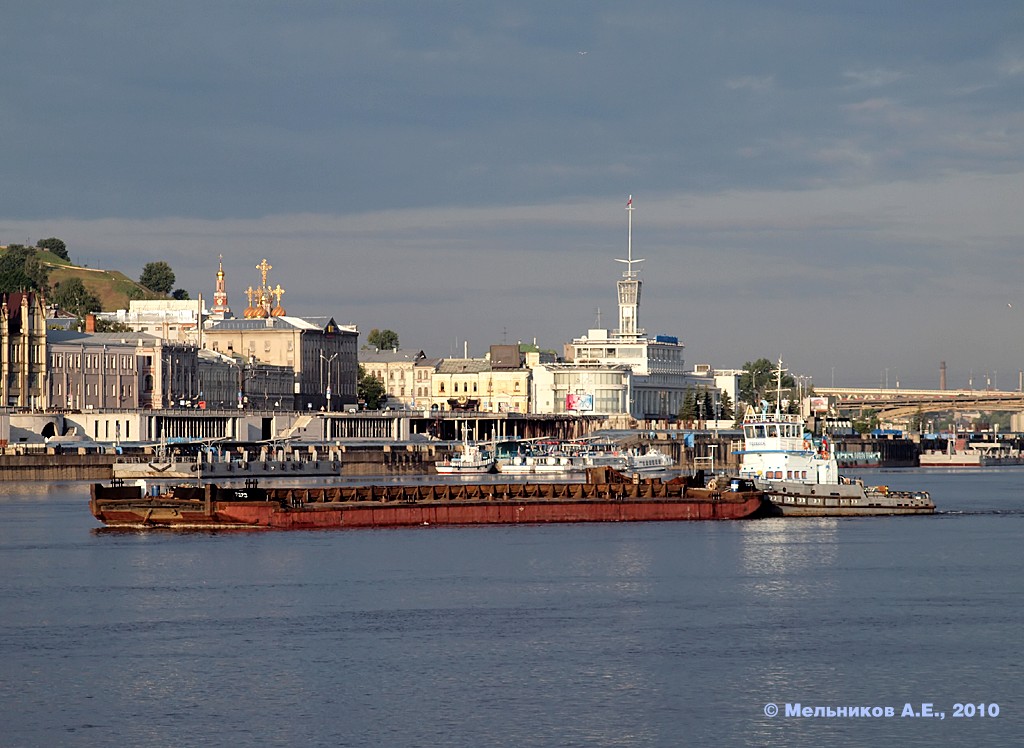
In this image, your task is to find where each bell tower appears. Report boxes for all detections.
[211,255,230,316]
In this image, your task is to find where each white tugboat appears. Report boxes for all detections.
[736,361,934,517]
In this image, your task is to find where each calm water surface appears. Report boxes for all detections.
[1,469,1021,747]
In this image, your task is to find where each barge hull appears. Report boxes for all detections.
[90,478,766,529]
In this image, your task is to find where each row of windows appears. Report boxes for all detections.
[51,354,136,370]
[435,381,524,394]
[744,424,801,439]
[213,338,297,351]
[553,372,626,386]
[765,470,808,480]
[52,383,134,398]
[94,421,130,440]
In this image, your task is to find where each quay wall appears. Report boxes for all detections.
[1,445,441,481]
[0,453,115,481]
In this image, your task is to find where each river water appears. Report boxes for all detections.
[1,469,1021,747]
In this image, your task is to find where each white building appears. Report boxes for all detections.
[98,299,204,344]
[560,197,713,420]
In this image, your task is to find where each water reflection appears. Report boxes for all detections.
[739,518,839,599]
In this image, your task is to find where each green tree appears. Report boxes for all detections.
[357,365,388,409]
[678,387,698,423]
[36,237,69,261]
[172,288,190,300]
[0,245,48,293]
[51,278,101,318]
[94,319,133,333]
[852,409,880,434]
[366,328,400,350]
[23,251,51,293]
[738,358,795,408]
[139,261,175,294]
[718,390,734,421]
[700,388,714,422]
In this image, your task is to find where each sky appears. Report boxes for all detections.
[2,1,1023,390]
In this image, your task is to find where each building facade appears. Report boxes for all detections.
[561,198,715,420]
[359,349,427,407]
[47,331,199,411]
[531,362,632,415]
[2,292,49,409]
[202,316,358,410]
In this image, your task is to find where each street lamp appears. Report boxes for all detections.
[320,351,338,411]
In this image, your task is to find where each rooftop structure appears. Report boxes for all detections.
[564,197,709,420]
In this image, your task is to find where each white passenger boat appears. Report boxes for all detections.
[435,434,496,474]
[624,448,674,476]
[497,452,586,476]
[736,362,934,516]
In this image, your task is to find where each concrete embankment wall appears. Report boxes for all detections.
[0,453,116,481]
[0,444,443,481]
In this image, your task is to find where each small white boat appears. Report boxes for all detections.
[435,442,495,474]
[624,448,674,476]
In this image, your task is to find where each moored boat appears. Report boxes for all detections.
[624,448,674,476]
[89,468,768,529]
[497,452,586,476]
[434,442,496,474]
[918,440,1023,468]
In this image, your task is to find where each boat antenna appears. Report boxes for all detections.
[775,358,786,418]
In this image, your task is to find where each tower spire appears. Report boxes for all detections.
[211,254,230,316]
[614,195,644,339]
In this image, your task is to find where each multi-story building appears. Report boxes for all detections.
[413,348,532,413]
[47,330,199,410]
[562,198,712,420]
[98,299,203,344]
[197,349,294,410]
[531,362,632,415]
[200,257,359,411]
[1,292,48,409]
[203,316,357,411]
[359,348,426,407]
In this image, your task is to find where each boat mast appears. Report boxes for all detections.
[775,358,786,418]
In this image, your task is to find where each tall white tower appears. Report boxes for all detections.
[614,195,644,340]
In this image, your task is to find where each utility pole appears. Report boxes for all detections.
[320,352,338,411]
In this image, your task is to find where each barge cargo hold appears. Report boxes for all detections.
[89,469,767,529]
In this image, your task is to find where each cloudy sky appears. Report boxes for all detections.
[3,2,1023,389]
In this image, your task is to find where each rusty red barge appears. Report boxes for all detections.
[89,468,767,529]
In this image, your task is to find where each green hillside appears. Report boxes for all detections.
[45,263,164,310]
[0,245,165,310]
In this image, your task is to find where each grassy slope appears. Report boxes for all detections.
[4,248,165,310]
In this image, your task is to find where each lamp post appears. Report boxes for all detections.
[320,352,338,411]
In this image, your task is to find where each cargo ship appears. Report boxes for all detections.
[89,468,767,529]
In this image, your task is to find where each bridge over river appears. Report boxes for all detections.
[815,387,1024,420]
